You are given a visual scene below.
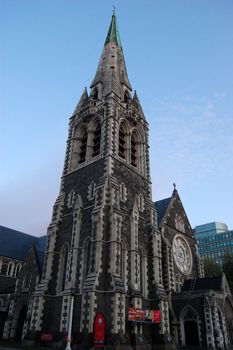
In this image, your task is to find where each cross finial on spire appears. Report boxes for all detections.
[113,5,116,15]
[173,182,176,190]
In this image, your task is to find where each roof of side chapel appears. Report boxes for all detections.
[0,225,47,264]
[0,225,38,260]
[154,197,172,225]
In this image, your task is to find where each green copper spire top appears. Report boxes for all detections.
[91,12,132,94]
[104,13,122,47]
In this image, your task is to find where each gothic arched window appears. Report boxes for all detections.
[7,261,14,277]
[131,131,138,167]
[92,121,101,157]
[92,87,98,100]
[124,90,130,103]
[120,183,126,202]
[60,243,69,291]
[15,263,21,277]
[84,239,91,277]
[88,181,95,200]
[138,193,144,212]
[118,122,127,159]
[78,127,88,164]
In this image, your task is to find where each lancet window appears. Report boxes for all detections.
[118,122,127,159]
[118,122,144,173]
[92,87,98,100]
[70,118,102,171]
[7,261,14,277]
[124,90,130,103]
[131,131,138,167]
[84,238,91,277]
[88,181,95,200]
[120,183,127,202]
[15,263,21,277]
[92,120,101,157]
[138,193,144,212]
[60,243,69,291]
[78,128,88,164]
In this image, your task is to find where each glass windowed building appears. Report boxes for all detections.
[194,222,233,265]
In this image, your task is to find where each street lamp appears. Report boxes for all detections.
[65,285,75,350]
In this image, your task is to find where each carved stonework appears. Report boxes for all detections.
[172,234,192,275]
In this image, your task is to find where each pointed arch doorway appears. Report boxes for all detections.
[180,306,200,347]
[15,305,28,341]
[184,320,199,346]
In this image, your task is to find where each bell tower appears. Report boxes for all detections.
[29,13,170,349]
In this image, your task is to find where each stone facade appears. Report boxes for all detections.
[2,245,44,341]
[0,230,46,341]
[0,225,41,339]
[1,13,233,350]
[26,14,167,350]
[156,190,233,348]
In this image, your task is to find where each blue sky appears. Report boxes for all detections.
[1,0,233,236]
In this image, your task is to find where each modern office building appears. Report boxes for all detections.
[194,222,233,265]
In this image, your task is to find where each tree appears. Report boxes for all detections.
[203,257,222,277]
[222,254,233,293]
[222,254,233,281]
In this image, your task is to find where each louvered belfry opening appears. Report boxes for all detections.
[131,132,137,167]
[119,123,126,159]
[92,121,101,157]
[79,128,88,163]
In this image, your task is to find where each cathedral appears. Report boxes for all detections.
[1,13,233,350]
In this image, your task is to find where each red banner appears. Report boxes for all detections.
[128,308,161,323]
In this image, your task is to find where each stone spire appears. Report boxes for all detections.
[90,13,132,98]
[132,90,146,120]
[72,87,88,116]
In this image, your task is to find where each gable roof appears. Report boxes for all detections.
[0,225,38,261]
[154,190,193,234]
[154,197,172,225]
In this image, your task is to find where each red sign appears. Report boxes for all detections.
[153,310,161,324]
[93,312,105,348]
[128,308,161,323]
[40,333,53,342]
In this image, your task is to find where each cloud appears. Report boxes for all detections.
[148,92,233,199]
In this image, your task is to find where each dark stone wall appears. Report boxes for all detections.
[0,275,15,291]
[162,194,199,278]
[172,293,207,347]
[0,257,21,291]
[15,247,40,297]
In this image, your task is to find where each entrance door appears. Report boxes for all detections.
[184,320,199,346]
[15,305,27,341]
